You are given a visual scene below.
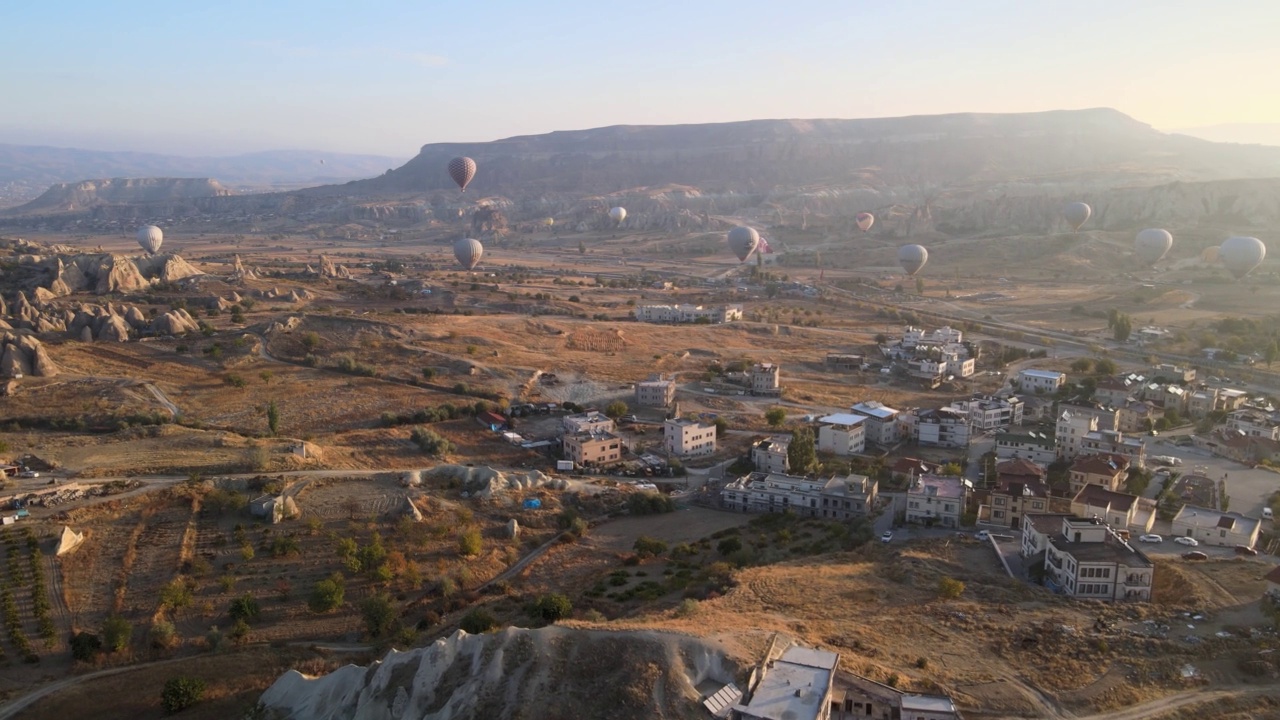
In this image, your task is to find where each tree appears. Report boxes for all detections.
[764,407,787,428]
[102,616,132,652]
[460,608,497,634]
[266,400,280,436]
[1266,341,1279,368]
[940,462,964,477]
[633,536,668,558]
[1094,358,1117,376]
[1113,314,1132,342]
[228,594,260,623]
[915,277,925,294]
[1070,358,1092,373]
[309,575,345,613]
[578,240,586,255]
[259,370,274,385]
[714,417,729,437]
[532,593,572,623]
[787,427,817,475]
[604,400,628,419]
[161,676,206,714]
[301,331,321,350]
[361,594,397,637]
[70,631,102,662]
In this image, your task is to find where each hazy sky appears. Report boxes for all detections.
[4,0,1278,156]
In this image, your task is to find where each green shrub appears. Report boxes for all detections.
[460,608,498,634]
[937,577,965,599]
[531,593,572,623]
[161,676,206,714]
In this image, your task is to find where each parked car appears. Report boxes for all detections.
[974,530,990,541]
[1138,534,1163,543]
[1181,551,1208,561]
[17,471,38,479]
[1173,536,1199,547]
[1264,508,1274,521]
[880,531,894,543]
[1234,545,1259,556]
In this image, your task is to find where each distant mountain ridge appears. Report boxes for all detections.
[0,144,406,204]
[327,108,1280,198]
[16,177,234,214]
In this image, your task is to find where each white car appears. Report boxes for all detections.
[1173,536,1199,547]
[17,471,39,479]
[880,531,894,543]
[1138,534,1163,543]
[974,530,990,541]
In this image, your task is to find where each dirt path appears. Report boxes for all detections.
[1071,686,1277,720]
[143,383,179,418]
[44,554,72,636]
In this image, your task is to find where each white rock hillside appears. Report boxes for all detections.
[259,626,737,720]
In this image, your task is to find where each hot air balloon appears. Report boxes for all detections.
[137,225,163,254]
[1200,246,1220,264]
[855,212,874,232]
[609,207,626,224]
[1064,202,1091,231]
[727,226,760,262]
[448,157,476,192]
[1220,236,1266,278]
[1134,229,1173,266]
[898,244,928,276]
[542,217,555,227]
[453,238,484,270]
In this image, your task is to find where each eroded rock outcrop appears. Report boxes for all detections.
[1,333,58,377]
[259,626,737,720]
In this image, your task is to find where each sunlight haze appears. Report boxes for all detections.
[4,0,1279,155]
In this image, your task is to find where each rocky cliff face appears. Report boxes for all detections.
[259,626,736,720]
[14,177,233,214]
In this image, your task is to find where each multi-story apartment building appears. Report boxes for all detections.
[1068,453,1129,495]
[850,401,902,447]
[1071,484,1157,535]
[1017,368,1066,394]
[722,472,877,522]
[633,304,743,324]
[562,410,615,435]
[751,362,782,396]
[911,407,971,449]
[1080,430,1146,470]
[635,376,676,407]
[905,474,970,528]
[562,431,624,467]
[750,436,790,473]
[1028,515,1155,601]
[951,394,1024,433]
[817,414,867,456]
[663,417,717,457]
[995,430,1057,465]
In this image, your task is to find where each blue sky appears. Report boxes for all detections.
[3,0,1278,155]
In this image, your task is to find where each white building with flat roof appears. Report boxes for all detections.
[562,410,615,435]
[633,303,742,324]
[817,413,867,456]
[1171,506,1261,549]
[1017,368,1067,394]
[663,417,717,457]
[734,646,838,720]
[850,401,901,447]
